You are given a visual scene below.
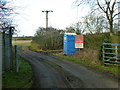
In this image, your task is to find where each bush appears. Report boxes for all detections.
[32,27,64,50]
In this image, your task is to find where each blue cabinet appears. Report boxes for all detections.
[63,33,77,55]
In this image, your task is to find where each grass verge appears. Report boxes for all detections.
[52,54,120,77]
[2,56,33,88]
[28,45,37,52]
[28,45,63,53]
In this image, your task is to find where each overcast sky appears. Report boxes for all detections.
[12,0,90,36]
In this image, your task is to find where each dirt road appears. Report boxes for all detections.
[19,46,119,88]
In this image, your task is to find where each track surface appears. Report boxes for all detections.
[19,46,119,88]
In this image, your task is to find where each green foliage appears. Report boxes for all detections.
[84,33,105,49]
[28,45,37,52]
[33,27,64,50]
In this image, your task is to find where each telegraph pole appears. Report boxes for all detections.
[42,10,53,31]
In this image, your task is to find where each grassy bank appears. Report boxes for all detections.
[2,56,33,88]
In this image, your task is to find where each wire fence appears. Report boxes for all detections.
[0,32,2,90]
[0,31,14,73]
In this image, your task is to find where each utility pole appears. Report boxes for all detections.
[42,10,53,31]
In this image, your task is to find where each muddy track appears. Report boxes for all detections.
[19,46,119,88]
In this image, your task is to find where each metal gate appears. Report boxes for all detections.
[103,43,120,65]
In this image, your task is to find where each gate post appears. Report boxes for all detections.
[102,44,105,62]
[115,45,118,62]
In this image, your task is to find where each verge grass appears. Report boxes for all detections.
[2,56,33,88]
[28,45,63,53]
[52,53,119,77]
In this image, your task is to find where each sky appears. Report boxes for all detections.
[12,0,90,36]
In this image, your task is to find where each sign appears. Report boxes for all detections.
[75,35,83,48]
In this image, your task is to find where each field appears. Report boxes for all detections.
[12,40,32,46]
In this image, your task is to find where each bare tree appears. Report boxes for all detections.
[97,0,119,36]
[74,0,120,36]
[83,13,108,34]
[0,0,14,31]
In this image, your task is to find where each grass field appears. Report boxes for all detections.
[12,40,32,46]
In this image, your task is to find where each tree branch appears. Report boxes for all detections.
[113,12,120,18]
[97,0,106,13]
[112,0,116,11]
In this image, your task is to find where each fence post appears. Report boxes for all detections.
[0,32,2,90]
[9,27,13,71]
[102,44,105,63]
[115,45,118,62]
[2,31,6,72]
[15,45,19,72]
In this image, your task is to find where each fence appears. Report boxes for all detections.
[0,31,13,72]
[0,32,2,90]
[103,43,120,65]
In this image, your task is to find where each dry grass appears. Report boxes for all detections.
[75,49,99,65]
[54,48,100,65]
[12,40,32,46]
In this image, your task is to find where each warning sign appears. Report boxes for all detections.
[75,35,83,48]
